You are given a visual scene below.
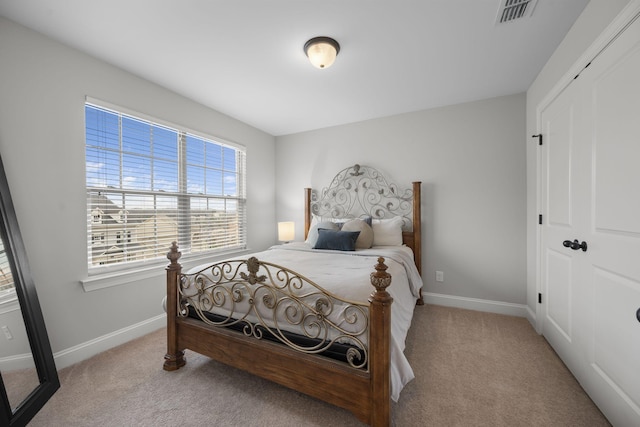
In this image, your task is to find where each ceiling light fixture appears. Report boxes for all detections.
[304,37,340,69]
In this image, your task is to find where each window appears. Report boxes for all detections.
[0,246,14,295]
[85,102,246,269]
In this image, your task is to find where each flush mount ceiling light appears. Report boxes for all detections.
[304,36,340,69]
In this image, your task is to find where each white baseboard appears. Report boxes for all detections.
[0,351,36,371]
[53,314,165,370]
[0,314,166,372]
[423,292,529,318]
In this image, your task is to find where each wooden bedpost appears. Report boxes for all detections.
[412,181,424,305]
[163,241,186,371]
[304,187,312,240]
[369,257,393,426]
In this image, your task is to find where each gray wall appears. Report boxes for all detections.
[525,0,632,319]
[0,17,276,365]
[276,93,527,310]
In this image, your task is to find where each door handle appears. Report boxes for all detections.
[563,239,588,252]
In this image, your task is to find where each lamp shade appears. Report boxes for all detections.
[278,221,295,242]
[304,37,340,69]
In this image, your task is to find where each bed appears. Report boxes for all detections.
[163,164,423,426]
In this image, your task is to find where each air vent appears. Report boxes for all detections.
[496,0,538,24]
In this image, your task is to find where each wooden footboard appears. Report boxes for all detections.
[163,242,393,426]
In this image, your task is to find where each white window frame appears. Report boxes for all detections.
[82,98,247,290]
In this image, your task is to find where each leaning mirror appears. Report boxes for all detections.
[0,154,59,426]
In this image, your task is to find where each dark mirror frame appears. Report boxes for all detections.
[0,154,59,426]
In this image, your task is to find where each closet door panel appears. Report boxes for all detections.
[593,44,640,235]
[545,249,573,341]
[546,100,574,227]
[592,267,640,410]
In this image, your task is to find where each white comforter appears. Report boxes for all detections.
[186,242,422,401]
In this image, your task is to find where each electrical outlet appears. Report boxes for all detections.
[2,325,13,340]
[436,270,444,282]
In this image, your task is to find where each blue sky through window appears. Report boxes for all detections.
[85,105,239,207]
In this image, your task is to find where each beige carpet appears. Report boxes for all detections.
[26,305,610,426]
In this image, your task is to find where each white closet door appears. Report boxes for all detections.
[540,14,640,426]
[576,15,640,426]
[539,79,589,377]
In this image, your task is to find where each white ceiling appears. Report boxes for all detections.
[0,0,590,136]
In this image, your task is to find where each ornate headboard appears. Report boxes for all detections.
[304,164,422,277]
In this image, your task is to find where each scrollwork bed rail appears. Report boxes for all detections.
[309,163,414,227]
[304,164,422,303]
[163,241,395,426]
[177,253,371,369]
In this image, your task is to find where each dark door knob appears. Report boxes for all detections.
[563,239,588,252]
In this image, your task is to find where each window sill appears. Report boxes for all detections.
[80,248,252,292]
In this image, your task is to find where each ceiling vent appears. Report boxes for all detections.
[496,0,538,24]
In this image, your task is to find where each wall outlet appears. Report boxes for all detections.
[435,270,444,282]
[2,325,13,340]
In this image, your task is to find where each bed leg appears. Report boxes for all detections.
[163,242,186,371]
[163,350,185,371]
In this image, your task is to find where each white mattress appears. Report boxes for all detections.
[184,242,422,401]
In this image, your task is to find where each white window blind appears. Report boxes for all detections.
[85,103,246,269]
[0,247,14,294]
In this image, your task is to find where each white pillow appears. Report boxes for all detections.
[341,219,374,249]
[372,216,404,246]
